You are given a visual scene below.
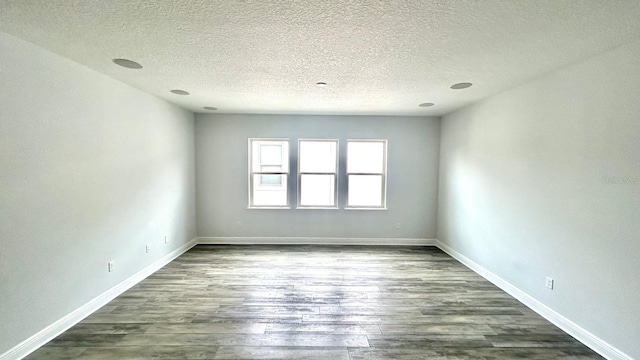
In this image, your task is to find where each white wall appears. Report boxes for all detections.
[0,32,196,355]
[438,39,640,358]
[196,114,440,241]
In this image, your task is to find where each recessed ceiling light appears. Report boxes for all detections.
[450,82,473,90]
[170,89,190,95]
[203,106,217,111]
[419,103,435,107]
[112,58,143,69]
[316,82,327,87]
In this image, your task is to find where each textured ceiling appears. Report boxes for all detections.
[1,1,640,116]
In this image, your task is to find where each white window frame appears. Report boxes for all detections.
[248,138,290,209]
[346,139,388,210]
[297,139,339,209]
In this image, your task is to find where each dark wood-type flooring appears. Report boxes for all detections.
[26,245,603,359]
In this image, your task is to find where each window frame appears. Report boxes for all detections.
[248,138,290,209]
[346,139,388,210]
[297,139,339,209]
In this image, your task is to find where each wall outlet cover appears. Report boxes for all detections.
[545,276,554,290]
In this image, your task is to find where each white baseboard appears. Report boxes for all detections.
[197,237,437,246]
[435,240,632,360]
[0,238,198,360]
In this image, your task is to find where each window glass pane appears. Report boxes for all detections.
[253,174,288,206]
[300,174,335,206]
[259,174,283,186]
[348,175,383,207]
[347,141,384,173]
[260,145,282,165]
[252,140,288,172]
[299,141,337,173]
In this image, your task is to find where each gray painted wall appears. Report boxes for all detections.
[196,114,440,240]
[0,32,196,354]
[438,39,640,358]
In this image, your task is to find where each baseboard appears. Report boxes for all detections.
[197,237,437,246]
[0,238,198,360]
[435,240,632,360]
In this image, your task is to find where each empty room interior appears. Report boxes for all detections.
[1,1,639,359]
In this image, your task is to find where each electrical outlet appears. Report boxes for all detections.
[146,244,151,253]
[395,222,401,229]
[108,261,115,272]
[164,235,169,244]
[236,221,242,228]
[545,276,554,290]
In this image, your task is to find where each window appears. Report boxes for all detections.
[249,138,387,210]
[249,139,289,207]
[347,140,387,208]
[298,139,338,208]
